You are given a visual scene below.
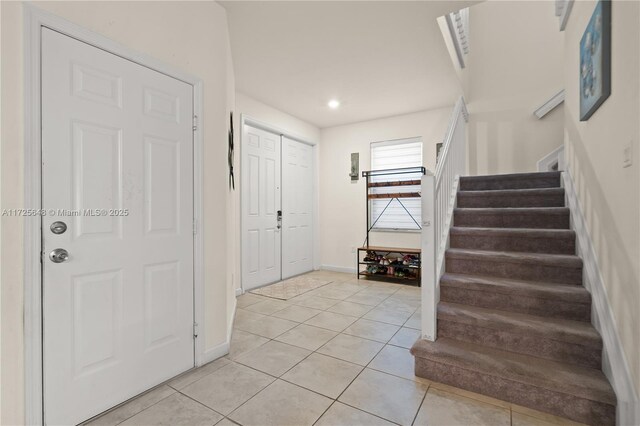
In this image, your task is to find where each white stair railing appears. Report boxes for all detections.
[421,97,469,341]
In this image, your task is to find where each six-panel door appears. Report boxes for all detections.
[42,28,195,425]
[241,125,282,289]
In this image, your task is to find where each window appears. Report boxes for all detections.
[370,137,423,231]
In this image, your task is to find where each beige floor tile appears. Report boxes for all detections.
[228,380,332,426]
[427,381,511,409]
[271,305,322,322]
[243,299,290,315]
[233,309,267,328]
[327,300,374,317]
[305,311,358,332]
[315,402,395,426]
[234,315,298,338]
[86,385,176,426]
[359,286,399,296]
[345,292,389,306]
[389,327,421,349]
[394,286,421,297]
[180,363,274,415]
[236,293,267,309]
[215,419,239,426]
[281,353,363,398]
[338,369,428,426]
[119,393,222,426]
[369,344,426,382]
[227,329,270,360]
[294,295,341,310]
[511,404,587,426]
[274,324,338,351]
[234,340,311,377]
[363,306,412,326]
[317,334,384,366]
[168,357,231,390]
[343,318,400,343]
[314,286,360,300]
[404,309,421,329]
[378,297,420,313]
[414,388,510,426]
[323,282,365,293]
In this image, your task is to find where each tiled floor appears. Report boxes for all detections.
[88,271,585,426]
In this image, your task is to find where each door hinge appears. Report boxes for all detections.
[193,322,199,339]
[192,115,198,131]
[193,219,198,235]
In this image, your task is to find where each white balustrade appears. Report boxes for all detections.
[421,97,469,341]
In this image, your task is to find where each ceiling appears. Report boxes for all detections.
[221,1,480,128]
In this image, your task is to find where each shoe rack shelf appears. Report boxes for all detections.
[357,246,421,286]
[357,167,425,286]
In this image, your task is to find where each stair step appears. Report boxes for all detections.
[459,171,561,191]
[454,207,570,229]
[437,302,602,369]
[440,273,591,321]
[446,249,583,284]
[410,337,616,425]
[457,188,565,208]
[450,227,576,254]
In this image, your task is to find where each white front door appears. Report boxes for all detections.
[241,125,282,290]
[282,137,314,278]
[42,28,195,425]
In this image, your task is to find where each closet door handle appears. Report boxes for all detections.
[277,210,282,229]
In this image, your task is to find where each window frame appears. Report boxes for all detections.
[369,137,423,233]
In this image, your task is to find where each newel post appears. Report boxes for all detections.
[421,173,437,341]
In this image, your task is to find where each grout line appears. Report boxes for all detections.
[410,384,430,426]
[176,390,225,418]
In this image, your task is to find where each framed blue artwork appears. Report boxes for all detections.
[580,0,611,121]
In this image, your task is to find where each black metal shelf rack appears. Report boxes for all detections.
[358,167,426,285]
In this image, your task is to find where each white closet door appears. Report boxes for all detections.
[241,125,282,289]
[282,137,314,278]
[42,28,194,425]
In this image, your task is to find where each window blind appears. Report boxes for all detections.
[370,138,423,230]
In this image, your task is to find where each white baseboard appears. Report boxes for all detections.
[320,264,357,274]
[201,295,236,365]
[563,170,639,426]
[235,287,243,297]
[201,341,230,365]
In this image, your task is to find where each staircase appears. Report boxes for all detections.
[411,171,616,425]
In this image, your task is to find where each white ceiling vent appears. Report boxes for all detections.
[445,8,470,69]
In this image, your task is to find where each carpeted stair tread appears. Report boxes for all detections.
[449,227,576,254]
[460,171,561,190]
[457,187,565,208]
[440,273,590,303]
[454,207,570,229]
[440,273,591,321]
[411,337,616,406]
[446,248,582,268]
[437,302,601,349]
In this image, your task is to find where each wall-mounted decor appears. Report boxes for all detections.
[350,152,359,181]
[228,112,235,189]
[579,0,611,121]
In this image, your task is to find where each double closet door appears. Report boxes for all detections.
[241,124,314,290]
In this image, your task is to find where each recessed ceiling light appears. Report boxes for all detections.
[328,99,340,109]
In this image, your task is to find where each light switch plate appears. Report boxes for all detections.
[623,144,632,168]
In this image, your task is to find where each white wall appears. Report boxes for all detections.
[0,2,235,424]
[233,93,320,292]
[463,1,565,175]
[319,107,452,272]
[563,0,640,403]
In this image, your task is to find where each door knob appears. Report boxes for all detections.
[277,210,282,229]
[49,248,70,263]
